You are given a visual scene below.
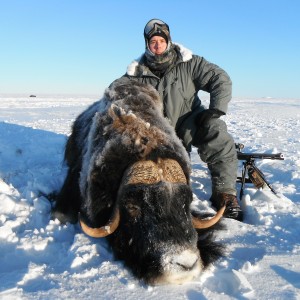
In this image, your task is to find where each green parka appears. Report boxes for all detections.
[114,43,232,133]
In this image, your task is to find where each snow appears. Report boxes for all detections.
[0,95,299,299]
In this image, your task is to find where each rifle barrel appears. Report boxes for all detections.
[237,152,284,160]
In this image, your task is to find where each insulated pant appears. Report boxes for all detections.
[176,110,238,195]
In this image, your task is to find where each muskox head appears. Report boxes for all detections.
[80,158,224,285]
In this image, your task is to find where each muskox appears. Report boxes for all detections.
[52,81,225,285]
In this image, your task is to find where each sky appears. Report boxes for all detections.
[1,0,300,98]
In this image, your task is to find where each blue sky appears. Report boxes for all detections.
[1,0,299,98]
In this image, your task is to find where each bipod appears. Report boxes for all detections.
[237,158,279,200]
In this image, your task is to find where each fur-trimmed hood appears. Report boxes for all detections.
[126,43,193,76]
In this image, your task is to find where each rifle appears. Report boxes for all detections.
[236,143,284,199]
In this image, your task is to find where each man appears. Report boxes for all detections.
[112,19,243,221]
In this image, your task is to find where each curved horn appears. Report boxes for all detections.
[192,206,226,229]
[79,208,120,238]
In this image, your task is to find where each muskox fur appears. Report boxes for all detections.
[52,81,224,285]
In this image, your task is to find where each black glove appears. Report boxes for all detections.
[195,109,225,127]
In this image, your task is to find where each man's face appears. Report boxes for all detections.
[148,36,167,55]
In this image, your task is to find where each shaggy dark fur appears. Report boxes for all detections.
[52,81,224,284]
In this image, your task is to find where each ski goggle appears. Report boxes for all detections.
[144,19,169,39]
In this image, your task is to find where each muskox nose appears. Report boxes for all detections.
[150,249,202,285]
[171,249,200,271]
[156,249,202,285]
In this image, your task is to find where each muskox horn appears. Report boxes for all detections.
[79,208,120,238]
[192,206,226,229]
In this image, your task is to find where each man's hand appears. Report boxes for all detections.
[195,109,225,127]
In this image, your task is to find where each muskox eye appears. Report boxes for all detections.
[126,204,141,218]
[141,137,149,145]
